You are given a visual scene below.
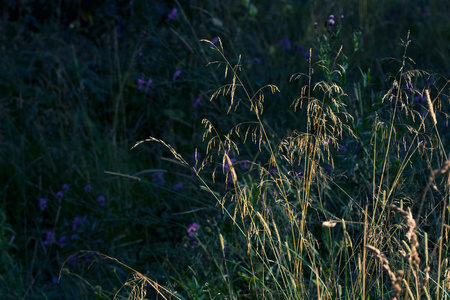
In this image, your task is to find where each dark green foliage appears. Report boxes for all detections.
[0,0,449,299]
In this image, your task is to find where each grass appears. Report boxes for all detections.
[1,0,450,299]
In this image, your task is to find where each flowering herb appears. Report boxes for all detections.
[193,96,201,108]
[39,197,47,211]
[187,222,199,237]
[152,171,166,186]
[173,182,184,191]
[172,70,182,81]
[279,39,292,50]
[167,8,177,20]
[97,195,106,207]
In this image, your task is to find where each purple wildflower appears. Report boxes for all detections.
[84,184,91,193]
[296,45,305,54]
[68,255,77,265]
[56,191,63,200]
[85,253,91,263]
[210,36,219,48]
[192,240,199,247]
[138,77,145,90]
[72,215,87,231]
[152,171,166,186]
[414,95,426,103]
[167,8,177,20]
[341,14,344,21]
[97,195,106,207]
[241,161,249,172]
[173,182,184,191]
[71,234,77,241]
[193,96,201,108]
[39,197,47,211]
[269,168,277,174]
[145,79,153,93]
[62,184,69,191]
[43,231,55,247]
[58,236,66,248]
[314,22,318,29]
[296,170,304,178]
[328,18,335,26]
[267,206,272,214]
[329,15,335,20]
[172,70,182,81]
[187,222,199,237]
[279,39,292,50]
[339,145,347,152]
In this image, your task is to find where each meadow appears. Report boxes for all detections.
[1,0,449,299]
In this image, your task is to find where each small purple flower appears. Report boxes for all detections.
[84,184,91,193]
[253,57,261,64]
[241,161,249,172]
[68,255,77,265]
[314,22,318,29]
[339,145,347,152]
[39,197,47,211]
[284,226,291,234]
[304,51,311,58]
[152,171,166,186]
[97,195,106,207]
[173,182,184,191]
[136,52,143,60]
[279,39,292,50]
[56,191,63,200]
[414,95,426,103]
[328,18,335,26]
[267,206,272,214]
[269,168,277,174]
[145,79,153,93]
[296,45,305,54]
[341,14,344,21]
[84,253,91,263]
[192,240,199,247]
[187,222,199,237]
[167,8,177,20]
[296,170,304,178]
[172,70,182,81]
[58,236,66,248]
[62,184,69,191]
[43,231,55,247]
[193,96,201,108]
[329,15,335,20]
[210,36,219,48]
[72,215,87,231]
[71,234,77,241]
[138,77,145,90]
